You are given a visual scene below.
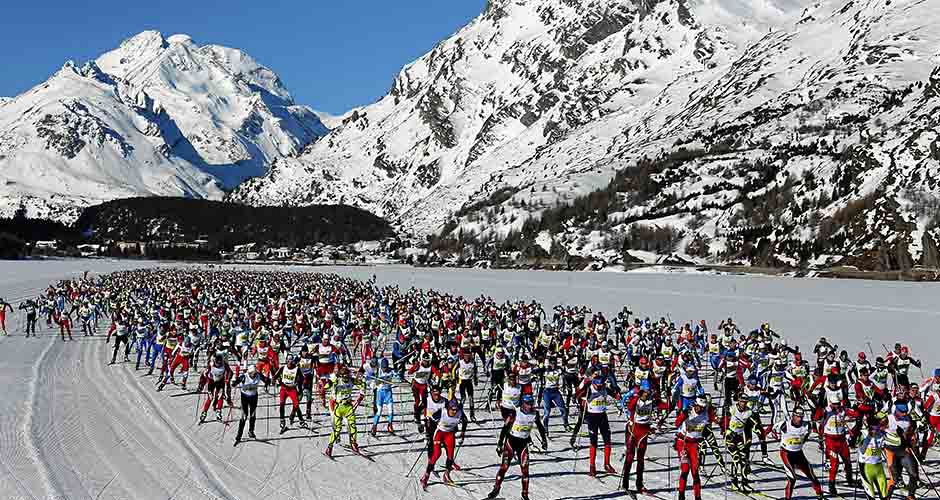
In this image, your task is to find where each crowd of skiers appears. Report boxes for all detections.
[9,267,940,500]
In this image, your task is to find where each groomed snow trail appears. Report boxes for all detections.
[2,260,939,500]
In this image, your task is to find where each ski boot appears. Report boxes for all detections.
[603,444,616,474]
[280,420,288,434]
[157,380,166,392]
[233,436,240,447]
[588,445,598,476]
[484,486,500,499]
[387,423,395,434]
[370,425,378,437]
[350,438,360,454]
[248,430,257,440]
[760,453,773,465]
[828,481,837,496]
[216,409,223,422]
[420,472,429,491]
[740,478,753,493]
[324,444,333,458]
[199,411,207,424]
[441,470,453,484]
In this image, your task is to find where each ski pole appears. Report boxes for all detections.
[405,441,426,477]
[912,449,940,499]
[196,386,203,421]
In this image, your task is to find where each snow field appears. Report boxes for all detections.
[2,260,940,500]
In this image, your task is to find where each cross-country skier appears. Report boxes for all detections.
[821,393,858,495]
[233,364,268,445]
[858,415,889,500]
[884,401,919,499]
[674,395,718,500]
[200,354,232,423]
[369,358,396,436]
[421,398,468,490]
[324,365,365,457]
[0,298,12,335]
[19,299,38,337]
[540,355,569,436]
[621,380,663,493]
[485,394,547,500]
[276,354,307,433]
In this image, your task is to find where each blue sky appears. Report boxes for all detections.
[0,0,485,114]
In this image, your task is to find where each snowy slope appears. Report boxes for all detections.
[312,110,347,130]
[228,0,813,226]
[229,0,940,269]
[2,260,940,500]
[0,31,327,221]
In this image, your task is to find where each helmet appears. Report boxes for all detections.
[933,368,940,378]
[827,393,842,405]
[858,352,866,360]
[380,358,390,369]
[639,380,652,392]
[895,402,909,414]
[694,395,708,407]
[247,364,257,376]
[521,394,535,407]
[592,377,604,387]
[447,399,460,411]
[430,384,442,393]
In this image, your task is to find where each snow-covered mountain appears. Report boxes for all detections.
[229,0,940,269]
[0,31,327,221]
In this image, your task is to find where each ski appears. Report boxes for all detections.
[170,391,201,397]
[340,445,375,461]
[635,491,669,500]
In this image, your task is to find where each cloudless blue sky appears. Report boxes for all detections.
[0,0,486,114]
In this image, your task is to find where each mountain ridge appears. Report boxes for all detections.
[229,0,940,270]
[0,30,327,222]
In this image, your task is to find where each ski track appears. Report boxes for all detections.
[2,260,940,500]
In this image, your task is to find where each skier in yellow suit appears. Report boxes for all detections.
[324,365,365,457]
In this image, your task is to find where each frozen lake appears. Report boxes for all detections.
[1,258,938,500]
[316,264,940,370]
